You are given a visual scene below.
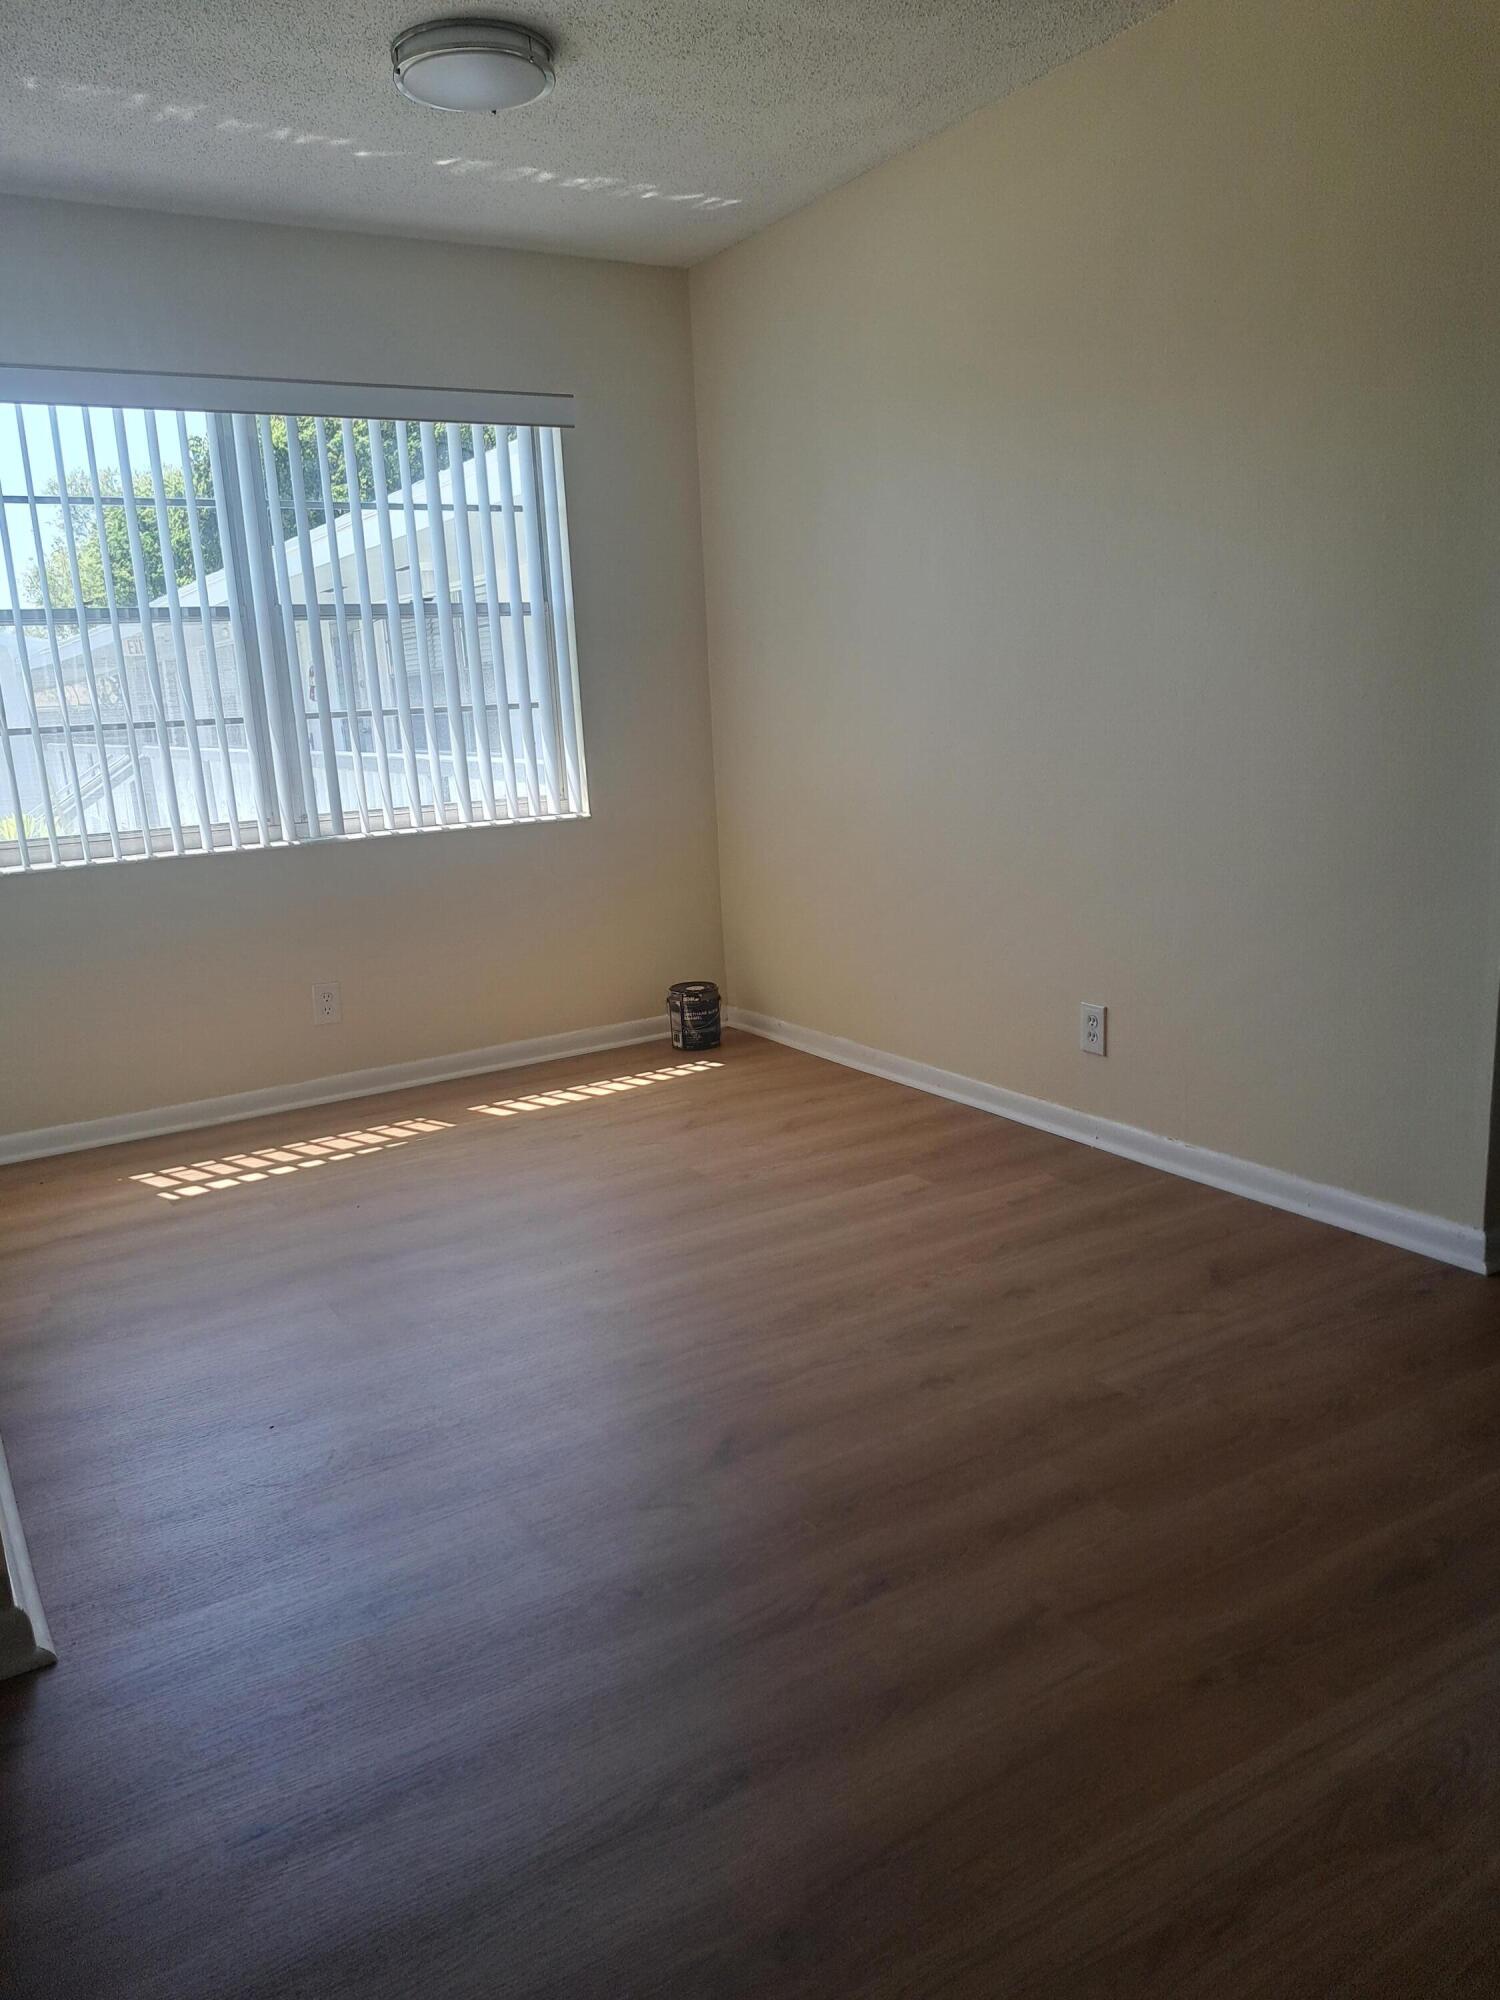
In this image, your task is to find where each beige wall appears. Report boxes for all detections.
[692,0,1500,1226]
[4,0,1497,1221]
[0,198,722,1135]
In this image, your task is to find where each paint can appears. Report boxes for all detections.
[667,981,721,1051]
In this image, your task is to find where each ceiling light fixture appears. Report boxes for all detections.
[392,17,555,113]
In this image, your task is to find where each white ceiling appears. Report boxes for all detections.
[0,0,1171,266]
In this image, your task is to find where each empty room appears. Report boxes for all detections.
[1,0,1497,1992]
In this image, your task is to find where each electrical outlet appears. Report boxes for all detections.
[1080,1002,1106,1056]
[312,980,342,1025]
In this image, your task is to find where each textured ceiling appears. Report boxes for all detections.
[0,0,1171,266]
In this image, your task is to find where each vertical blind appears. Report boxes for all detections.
[0,383,587,871]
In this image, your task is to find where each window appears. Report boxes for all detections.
[0,367,586,872]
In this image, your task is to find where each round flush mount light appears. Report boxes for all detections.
[392,17,555,113]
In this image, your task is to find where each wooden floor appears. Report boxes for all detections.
[1,1030,1497,1998]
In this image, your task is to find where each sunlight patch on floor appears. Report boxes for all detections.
[129,1057,725,1203]
[132,1116,454,1200]
[470,1059,722,1118]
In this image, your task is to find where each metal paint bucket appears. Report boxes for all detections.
[666,981,721,1051]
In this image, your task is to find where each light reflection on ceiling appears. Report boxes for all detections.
[10,72,742,211]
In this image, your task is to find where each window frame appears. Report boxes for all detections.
[0,365,586,874]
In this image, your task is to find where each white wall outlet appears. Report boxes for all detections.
[312,980,342,1025]
[1080,1002,1106,1055]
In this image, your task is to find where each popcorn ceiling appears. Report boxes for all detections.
[0,0,1170,265]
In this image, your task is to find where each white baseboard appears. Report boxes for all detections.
[727,1008,1493,1276]
[5,1001,1489,1276]
[0,1016,669,1167]
[0,1432,55,1680]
